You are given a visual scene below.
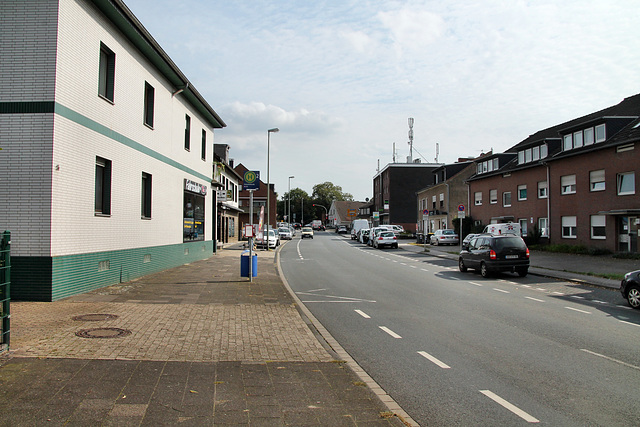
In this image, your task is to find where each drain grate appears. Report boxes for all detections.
[75,327,131,339]
[72,314,119,321]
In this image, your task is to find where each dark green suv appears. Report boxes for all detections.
[458,234,530,277]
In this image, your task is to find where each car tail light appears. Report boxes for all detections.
[525,248,530,258]
[393,236,397,240]
[490,249,497,260]
[378,237,383,240]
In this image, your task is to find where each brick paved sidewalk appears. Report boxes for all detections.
[0,244,408,426]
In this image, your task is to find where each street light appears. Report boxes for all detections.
[266,128,279,250]
[288,176,294,225]
[313,203,328,226]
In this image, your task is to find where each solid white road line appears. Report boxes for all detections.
[479,390,540,423]
[418,351,451,369]
[582,349,640,371]
[565,306,591,314]
[619,320,640,328]
[379,326,402,339]
[355,309,371,319]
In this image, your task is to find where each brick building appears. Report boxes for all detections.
[468,94,640,253]
[0,0,225,300]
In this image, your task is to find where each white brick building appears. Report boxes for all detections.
[0,0,225,300]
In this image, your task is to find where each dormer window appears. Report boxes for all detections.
[563,124,606,151]
[518,143,547,165]
[476,158,499,175]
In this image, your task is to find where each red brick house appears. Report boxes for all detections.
[467,93,640,253]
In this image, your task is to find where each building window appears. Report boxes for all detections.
[201,129,207,160]
[584,127,594,145]
[477,164,482,174]
[98,43,115,102]
[503,192,511,207]
[617,172,635,195]
[561,175,576,194]
[144,82,155,128]
[589,170,605,192]
[590,215,606,239]
[474,191,482,206]
[595,124,606,142]
[562,216,577,238]
[432,195,436,210]
[540,144,548,158]
[141,172,152,218]
[439,193,444,209]
[538,181,548,198]
[517,185,527,201]
[184,180,206,242]
[95,156,112,215]
[490,189,498,204]
[532,146,540,161]
[518,151,524,164]
[573,130,583,148]
[538,217,548,237]
[184,115,191,150]
[519,219,528,237]
[563,134,572,151]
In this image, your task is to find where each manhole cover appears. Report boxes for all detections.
[72,314,119,321]
[75,328,131,339]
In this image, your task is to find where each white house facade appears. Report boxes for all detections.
[0,0,225,300]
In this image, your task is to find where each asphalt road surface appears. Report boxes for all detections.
[279,231,640,426]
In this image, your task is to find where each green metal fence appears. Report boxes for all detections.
[0,231,10,351]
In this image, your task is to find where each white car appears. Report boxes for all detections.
[257,229,280,248]
[430,229,459,246]
[278,227,292,240]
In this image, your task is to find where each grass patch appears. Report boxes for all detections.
[529,244,612,256]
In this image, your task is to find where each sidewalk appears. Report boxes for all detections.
[400,241,639,290]
[0,243,410,426]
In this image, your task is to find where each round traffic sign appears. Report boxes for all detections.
[458,204,465,212]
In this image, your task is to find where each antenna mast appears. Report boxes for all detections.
[435,142,439,163]
[407,117,414,163]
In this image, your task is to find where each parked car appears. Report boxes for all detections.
[256,229,280,249]
[373,230,398,249]
[458,234,530,277]
[461,233,480,250]
[301,227,314,239]
[358,228,370,244]
[368,227,385,246]
[278,227,292,240]
[620,270,640,309]
[430,229,459,245]
[337,225,348,234]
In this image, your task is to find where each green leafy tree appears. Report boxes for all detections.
[279,188,310,224]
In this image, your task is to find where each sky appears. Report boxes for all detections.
[123,0,640,201]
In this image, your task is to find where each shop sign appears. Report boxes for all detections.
[185,179,207,196]
[216,189,228,201]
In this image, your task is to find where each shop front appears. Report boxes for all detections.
[184,179,207,242]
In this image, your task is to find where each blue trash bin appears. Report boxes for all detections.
[240,250,257,277]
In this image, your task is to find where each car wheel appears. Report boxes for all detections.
[480,262,489,278]
[393,243,398,249]
[517,267,528,277]
[458,258,467,272]
[627,284,640,309]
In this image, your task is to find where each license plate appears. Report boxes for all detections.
[505,255,518,259]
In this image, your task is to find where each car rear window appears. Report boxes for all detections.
[493,237,527,251]
[443,230,455,235]
[380,231,394,237]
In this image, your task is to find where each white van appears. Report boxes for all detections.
[350,219,370,240]
[483,222,521,236]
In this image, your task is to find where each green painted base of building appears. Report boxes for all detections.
[11,240,214,301]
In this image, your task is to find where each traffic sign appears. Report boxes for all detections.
[458,204,465,212]
[243,171,260,191]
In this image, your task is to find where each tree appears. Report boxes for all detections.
[311,182,353,208]
[279,188,310,224]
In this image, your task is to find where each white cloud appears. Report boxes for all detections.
[377,7,445,55]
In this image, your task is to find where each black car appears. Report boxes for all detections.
[620,270,640,309]
[458,234,530,277]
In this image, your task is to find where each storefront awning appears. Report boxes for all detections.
[219,203,243,213]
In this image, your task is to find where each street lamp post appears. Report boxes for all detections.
[288,176,294,225]
[313,203,328,226]
[266,128,279,251]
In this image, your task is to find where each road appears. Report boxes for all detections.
[279,231,640,426]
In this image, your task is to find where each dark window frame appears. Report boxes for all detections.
[144,82,155,128]
[95,156,112,216]
[184,114,191,151]
[98,43,115,102]
[141,172,152,219]
[201,129,207,160]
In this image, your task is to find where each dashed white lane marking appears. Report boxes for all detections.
[418,351,451,369]
[582,349,640,371]
[420,268,429,272]
[379,326,402,339]
[493,288,510,294]
[521,285,531,288]
[565,306,591,314]
[480,390,540,423]
[571,295,585,300]
[469,282,483,287]
[355,309,371,319]
[525,296,545,303]
[619,320,640,328]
